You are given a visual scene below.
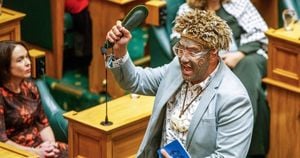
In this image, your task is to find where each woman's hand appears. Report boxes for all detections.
[220,51,245,68]
[35,141,60,158]
[106,20,132,58]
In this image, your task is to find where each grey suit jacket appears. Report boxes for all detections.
[110,56,253,158]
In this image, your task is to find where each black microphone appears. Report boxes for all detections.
[101,5,149,54]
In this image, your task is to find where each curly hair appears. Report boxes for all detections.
[0,41,29,85]
[173,9,232,50]
[187,0,231,9]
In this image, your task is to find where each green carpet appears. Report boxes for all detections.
[43,70,110,112]
[44,26,149,112]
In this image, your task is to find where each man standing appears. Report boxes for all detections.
[105,9,253,158]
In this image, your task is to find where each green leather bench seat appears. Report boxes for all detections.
[147,0,185,67]
[35,79,68,143]
[43,75,106,112]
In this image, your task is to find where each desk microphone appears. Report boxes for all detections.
[101,5,149,54]
[100,5,148,126]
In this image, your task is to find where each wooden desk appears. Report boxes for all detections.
[88,0,148,98]
[64,94,155,158]
[0,8,25,41]
[0,142,38,158]
[264,22,300,158]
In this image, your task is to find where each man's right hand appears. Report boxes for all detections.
[106,20,132,58]
[161,149,172,158]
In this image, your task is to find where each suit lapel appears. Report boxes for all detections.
[141,62,183,150]
[186,62,226,149]
[155,72,183,115]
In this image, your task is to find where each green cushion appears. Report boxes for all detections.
[148,0,184,67]
[64,13,73,31]
[148,26,174,67]
[35,79,68,143]
[165,0,185,35]
[128,27,148,61]
[43,74,107,112]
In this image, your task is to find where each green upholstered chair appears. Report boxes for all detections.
[64,13,75,50]
[128,27,149,64]
[43,75,104,112]
[147,0,185,67]
[35,79,68,143]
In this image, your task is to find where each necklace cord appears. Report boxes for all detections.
[179,83,203,117]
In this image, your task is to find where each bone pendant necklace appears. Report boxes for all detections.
[170,83,202,132]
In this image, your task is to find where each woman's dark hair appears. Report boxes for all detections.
[0,41,29,86]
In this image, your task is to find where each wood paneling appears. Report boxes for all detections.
[88,0,148,98]
[47,0,64,79]
[251,0,278,28]
[263,22,300,158]
[0,142,39,158]
[0,8,25,41]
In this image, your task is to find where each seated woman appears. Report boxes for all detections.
[0,41,68,158]
[173,0,270,157]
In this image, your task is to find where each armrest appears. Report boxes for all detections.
[145,0,166,26]
[35,79,68,143]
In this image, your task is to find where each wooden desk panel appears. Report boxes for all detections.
[264,22,300,158]
[64,95,155,158]
[265,23,300,87]
[0,142,38,158]
[0,8,25,41]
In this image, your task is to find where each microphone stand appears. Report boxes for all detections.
[100,46,113,126]
[98,4,148,126]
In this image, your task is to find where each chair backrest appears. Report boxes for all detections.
[3,0,53,50]
[148,0,185,67]
[165,0,185,35]
[35,79,68,143]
